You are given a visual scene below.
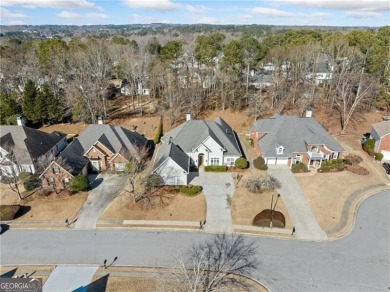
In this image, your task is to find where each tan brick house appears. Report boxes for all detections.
[40,123,148,191]
[249,113,344,168]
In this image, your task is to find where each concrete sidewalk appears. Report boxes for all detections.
[267,165,328,240]
[44,266,98,292]
[190,171,234,234]
[73,174,126,229]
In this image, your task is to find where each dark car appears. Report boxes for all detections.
[383,163,390,175]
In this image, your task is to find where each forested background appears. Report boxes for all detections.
[1,24,389,134]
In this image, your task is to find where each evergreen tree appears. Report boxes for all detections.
[22,79,38,123]
[0,90,19,125]
[35,88,48,123]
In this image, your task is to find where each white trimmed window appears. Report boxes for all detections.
[63,178,69,186]
[53,166,60,174]
[115,163,125,171]
[277,146,284,155]
[210,157,220,166]
[225,157,235,166]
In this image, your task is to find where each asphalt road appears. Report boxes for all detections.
[1,190,389,291]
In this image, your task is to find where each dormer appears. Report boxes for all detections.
[276,146,284,155]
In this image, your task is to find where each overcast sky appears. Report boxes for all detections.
[1,0,389,26]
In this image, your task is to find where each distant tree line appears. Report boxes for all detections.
[0,26,388,132]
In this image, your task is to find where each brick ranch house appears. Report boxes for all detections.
[370,120,390,161]
[249,111,344,168]
[40,121,148,191]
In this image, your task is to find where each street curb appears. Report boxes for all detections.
[325,186,390,241]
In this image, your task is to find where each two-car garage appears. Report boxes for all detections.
[266,157,289,165]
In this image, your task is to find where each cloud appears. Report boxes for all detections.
[58,11,108,19]
[307,12,330,19]
[184,5,210,14]
[345,11,382,18]
[273,0,389,12]
[124,0,179,11]
[0,7,29,18]
[1,0,99,10]
[4,20,27,25]
[251,7,295,17]
[130,13,170,23]
[195,17,218,24]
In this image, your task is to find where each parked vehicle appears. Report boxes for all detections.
[383,163,390,175]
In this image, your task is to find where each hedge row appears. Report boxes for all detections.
[204,165,228,172]
[318,159,345,173]
[291,163,308,173]
[180,185,203,196]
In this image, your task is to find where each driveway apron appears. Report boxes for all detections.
[43,266,98,292]
[190,170,234,234]
[73,174,126,229]
[267,165,327,240]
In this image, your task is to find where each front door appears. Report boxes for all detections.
[198,153,204,167]
[91,161,101,172]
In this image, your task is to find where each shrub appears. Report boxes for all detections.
[0,205,21,220]
[204,165,228,172]
[343,154,363,165]
[18,172,31,181]
[153,118,163,144]
[318,159,345,173]
[291,163,308,173]
[346,165,369,175]
[375,152,384,161]
[23,174,41,191]
[69,175,88,192]
[179,185,202,196]
[363,139,375,155]
[253,157,268,170]
[245,176,281,193]
[145,174,162,191]
[234,157,248,169]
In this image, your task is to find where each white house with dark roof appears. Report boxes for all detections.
[0,124,67,176]
[152,115,242,185]
[250,112,344,168]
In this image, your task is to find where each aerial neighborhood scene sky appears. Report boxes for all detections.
[0,0,389,26]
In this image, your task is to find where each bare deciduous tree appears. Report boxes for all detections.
[158,234,259,292]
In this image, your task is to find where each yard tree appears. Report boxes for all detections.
[22,79,38,123]
[124,147,149,203]
[159,234,259,291]
[194,33,225,67]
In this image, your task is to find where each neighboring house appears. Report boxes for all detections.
[250,110,344,168]
[370,120,390,161]
[40,119,148,191]
[0,119,67,176]
[246,73,273,89]
[306,55,333,85]
[152,115,242,185]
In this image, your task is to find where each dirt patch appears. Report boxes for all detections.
[100,185,206,222]
[109,116,161,140]
[0,185,87,221]
[89,266,267,292]
[0,266,54,285]
[39,123,88,136]
[231,173,292,229]
[296,135,389,233]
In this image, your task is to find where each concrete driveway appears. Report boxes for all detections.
[73,174,126,229]
[267,165,327,240]
[44,266,98,292]
[190,171,234,234]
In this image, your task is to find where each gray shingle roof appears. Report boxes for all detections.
[0,126,64,165]
[59,124,148,175]
[162,117,241,156]
[253,115,344,157]
[152,142,189,173]
[372,120,390,138]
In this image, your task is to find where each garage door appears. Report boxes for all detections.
[267,158,276,164]
[276,158,289,165]
[382,150,390,161]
